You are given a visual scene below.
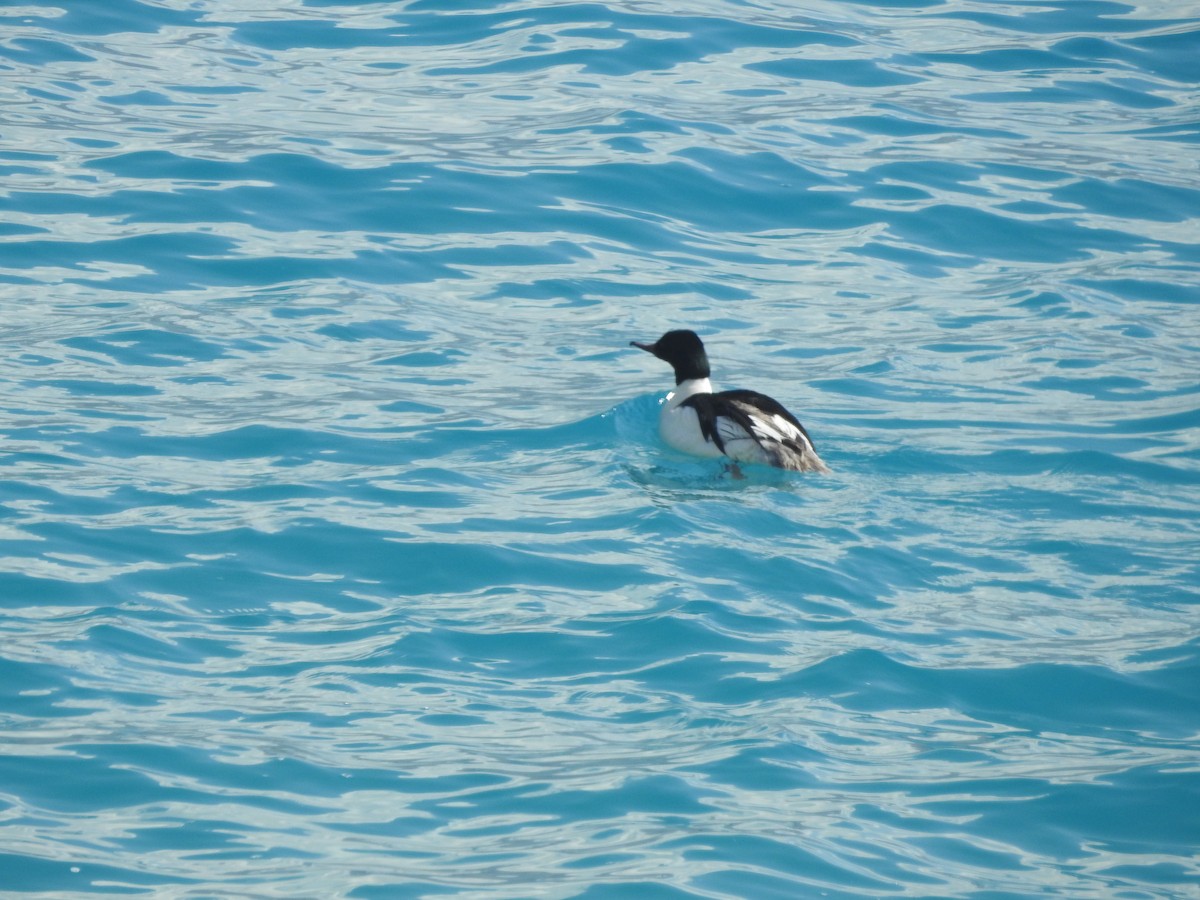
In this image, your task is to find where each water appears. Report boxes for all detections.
[1,0,1198,897]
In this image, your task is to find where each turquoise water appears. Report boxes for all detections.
[2,0,1199,896]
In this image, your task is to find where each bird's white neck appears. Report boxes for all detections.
[666,377,713,408]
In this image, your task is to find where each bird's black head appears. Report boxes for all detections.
[630,329,711,385]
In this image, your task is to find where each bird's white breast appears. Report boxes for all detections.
[658,378,724,458]
[659,400,725,458]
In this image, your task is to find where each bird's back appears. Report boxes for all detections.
[685,390,830,473]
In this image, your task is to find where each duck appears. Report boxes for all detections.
[631,329,830,474]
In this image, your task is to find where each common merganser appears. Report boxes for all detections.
[631,329,830,474]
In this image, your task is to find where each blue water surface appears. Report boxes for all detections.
[2,0,1199,897]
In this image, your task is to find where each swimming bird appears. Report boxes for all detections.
[631,329,830,474]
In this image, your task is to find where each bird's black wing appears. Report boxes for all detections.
[679,393,752,454]
[714,389,817,451]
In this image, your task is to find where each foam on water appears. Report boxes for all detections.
[1,1,1198,897]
